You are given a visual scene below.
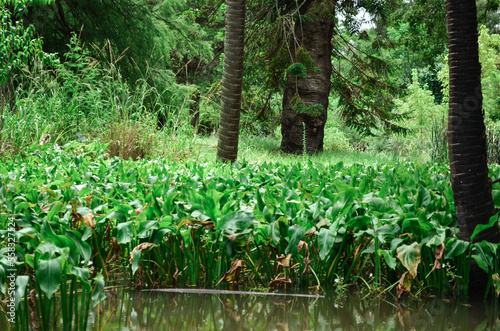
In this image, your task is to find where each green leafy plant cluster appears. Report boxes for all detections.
[2,144,500,328]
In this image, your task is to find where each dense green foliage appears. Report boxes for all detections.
[2,145,500,327]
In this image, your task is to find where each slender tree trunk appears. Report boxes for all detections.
[217,0,246,163]
[446,0,500,294]
[280,2,334,154]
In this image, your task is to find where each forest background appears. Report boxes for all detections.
[0,0,498,164]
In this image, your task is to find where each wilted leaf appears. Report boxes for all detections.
[431,243,445,272]
[298,240,310,274]
[216,259,245,286]
[129,242,155,265]
[397,271,413,301]
[82,213,95,229]
[492,273,500,298]
[178,218,214,229]
[396,242,421,278]
[270,277,292,287]
[276,254,292,268]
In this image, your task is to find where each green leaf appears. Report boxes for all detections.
[318,228,335,260]
[36,254,63,299]
[131,249,141,276]
[70,266,91,291]
[117,222,133,244]
[444,238,469,260]
[46,202,63,222]
[379,249,397,270]
[396,242,421,278]
[471,213,500,242]
[15,275,29,309]
[91,273,106,307]
[217,211,255,233]
[67,230,92,263]
[472,241,494,273]
[268,221,281,246]
[285,224,305,257]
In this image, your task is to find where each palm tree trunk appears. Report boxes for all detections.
[447,0,500,295]
[217,0,246,163]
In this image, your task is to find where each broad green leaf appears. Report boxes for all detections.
[66,230,92,263]
[416,187,431,209]
[318,228,335,260]
[131,249,142,275]
[46,202,63,222]
[70,266,91,291]
[396,242,421,278]
[471,213,500,242]
[217,211,255,233]
[285,224,305,257]
[15,275,29,309]
[444,238,469,260]
[472,241,494,273]
[268,221,281,246]
[117,222,133,244]
[330,189,356,220]
[379,249,397,270]
[36,254,63,299]
[91,273,106,307]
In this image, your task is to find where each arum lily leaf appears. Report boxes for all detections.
[379,249,397,270]
[36,255,63,299]
[285,224,305,257]
[444,238,469,260]
[117,222,133,244]
[15,275,29,309]
[217,211,255,232]
[396,242,421,278]
[471,213,500,242]
[318,228,335,260]
[91,273,106,307]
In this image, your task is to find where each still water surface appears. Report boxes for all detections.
[85,289,500,330]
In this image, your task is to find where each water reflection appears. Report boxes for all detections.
[85,289,500,331]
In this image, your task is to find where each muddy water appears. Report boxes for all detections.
[84,289,500,330]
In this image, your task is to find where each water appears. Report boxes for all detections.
[83,289,500,330]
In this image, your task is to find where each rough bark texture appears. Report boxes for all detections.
[280,2,334,154]
[217,0,246,163]
[446,0,500,295]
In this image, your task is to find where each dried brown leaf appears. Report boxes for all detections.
[270,277,292,287]
[397,271,413,301]
[431,243,445,272]
[276,254,292,268]
[83,213,95,229]
[129,242,155,264]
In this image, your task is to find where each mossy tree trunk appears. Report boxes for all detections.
[280,1,334,154]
